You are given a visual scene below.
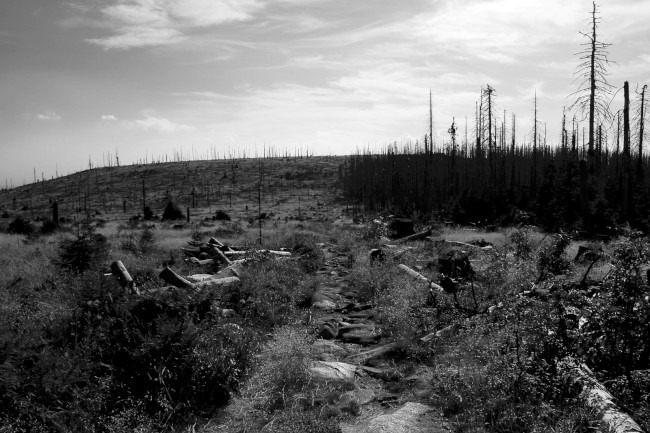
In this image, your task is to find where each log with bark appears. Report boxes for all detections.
[159,266,196,289]
[111,260,137,293]
[562,361,643,433]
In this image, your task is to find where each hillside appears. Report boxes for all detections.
[0,155,347,224]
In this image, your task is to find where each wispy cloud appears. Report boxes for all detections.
[101,114,118,120]
[35,111,61,121]
[134,115,194,132]
[83,0,264,49]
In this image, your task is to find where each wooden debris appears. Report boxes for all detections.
[396,229,432,244]
[111,260,135,291]
[444,240,493,250]
[563,361,643,433]
[397,264,445,292]
[159,266,196,289]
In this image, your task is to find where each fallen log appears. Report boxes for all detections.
[444,240,493,251]
[396,229,432,244]
[562,361,643,433]
[111,260,135,291]
[397,264,445,292]
[193,276,240,288]
[206,245,232,266]
[159,266,196,289]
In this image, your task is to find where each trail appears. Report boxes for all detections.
[308,243,450,433]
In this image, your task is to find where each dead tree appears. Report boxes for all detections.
[569,1,613,224]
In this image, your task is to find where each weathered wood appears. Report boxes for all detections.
[159,266,196,289]
[206,245,232,265]
[111,260,134,290]
[396,229,432,244]
[397,264,445,292]
[444,240,493,250]
[193,276,240,288]
[208,237,224,247]
[563,361,643,433]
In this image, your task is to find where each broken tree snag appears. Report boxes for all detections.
[397,264,445,292]
[563,362,644,433]
[206,245,232,266]
[111,261,134,290]
[159,266,196,290]
[396,228,432,244]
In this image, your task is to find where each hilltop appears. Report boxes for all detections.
[0,155,348,225]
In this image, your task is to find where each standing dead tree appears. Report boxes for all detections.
[568,1,613,225]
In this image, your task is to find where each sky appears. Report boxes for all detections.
[0,0,649,186]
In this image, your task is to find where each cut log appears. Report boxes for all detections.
[397,264,444,292]
[111,261,134,290]
[562,361,643,433]
[208,237,224,247]
[206,245,232,265]
[159,267,196,289]
[396,229,432,244]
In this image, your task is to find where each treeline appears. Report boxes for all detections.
[343,86,648,234]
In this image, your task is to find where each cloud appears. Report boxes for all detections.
[101,114,118,120]
[87,27,184,49]
[134,116,194,132]
[83,0,263,49]
[36,112,61,121]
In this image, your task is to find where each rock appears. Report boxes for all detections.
[341,329,382,345]
[319,322,339,340]
[340,402,449,433]
[358,365,401,381]
[310,361,357,380]
[313,340,350,361]
[339,388,376,407]
[345,343,397,365]
[313,300,337,311]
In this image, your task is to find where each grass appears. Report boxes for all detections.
[1,195,648,432]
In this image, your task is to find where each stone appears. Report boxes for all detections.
[313,300,337,311]
[341,329,382,345]
[319,322,339,340]
[339,402,449,433]
[310,361,357,380]
[313,340,350,361]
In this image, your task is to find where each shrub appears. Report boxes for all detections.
[215,210,231,221]
[7,215,35,235]
[162,201,184,220]
[536,233,571,280]
[143,205,154,221]
[57,231,109,273]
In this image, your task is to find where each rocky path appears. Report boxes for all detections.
[307,243,450,433]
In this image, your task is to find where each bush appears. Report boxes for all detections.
[215,210,231,221]
[7,215,35,235]
[162,201,184,220]
[57,231,109,273]
[143,205,154,221]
